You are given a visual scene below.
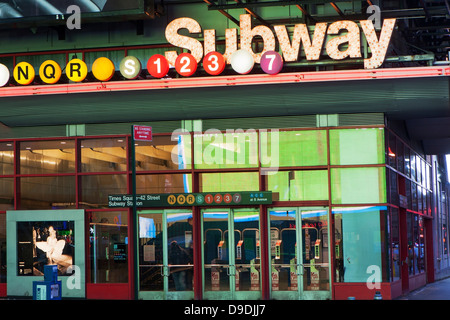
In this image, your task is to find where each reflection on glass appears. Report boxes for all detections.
[80,175,127,209]
[270,208,329,292]
[301,208,329,291]
[417,216,425,274]
[203,211,229,292]
[234,210,260,292]
[194,131,258,169]
[167,211,193,292]
[390,208,400,281]
[139,213,163,291]
[333,206,386,283]
[200,172,259,193]
[137,174,192,194]
[266,170,328,201]
[330,128,385,166]
[331,167,387,204]
[0,142,13,175]
[269,209,296,291]
[261,130,327,167]
[20,140,75,174]
[81,138,127,172]
[89,211,128,283]
[0,178,13,211]
[135,134,191,171]
[20,176,76,210]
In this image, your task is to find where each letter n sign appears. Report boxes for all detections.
[133,125,152,141]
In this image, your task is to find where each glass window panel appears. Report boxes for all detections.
[331,167,387,204]
[81,138,127,172]
[234,209,260,291]
[0,178,14,211]
[410,153,417,182]
[405,180,412,209]
[89,211,128,283]
[20,176,76,209]
[417,216,425,274]
[80,175,127,209]
[138,212,163,291]
[387,131,397,169]
[407,213,414,275]
[261,130,327,167]
[421,160,427,188]
[333,206,386,283]
[167,211,193,291]
[397,141,404,174]
[416,158,422,185]
[411,183,418,212]
[266,170,328,201]
[0,142,14,175]
[390,207,400,281]
[194,130,258,169]
[0,214,5,283]
[20,140,75,174]
[388,169,399,206]
[199,172,259,192]
[269,209,296,291]
[301,208,330,291]
[135,133,192,171]
[137,174,192,194]
[203,210,230,292]
[330,128,385,165]
[404,147,410,177]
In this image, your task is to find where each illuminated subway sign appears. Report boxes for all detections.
[165,14,396,69]
[0,14,396,88]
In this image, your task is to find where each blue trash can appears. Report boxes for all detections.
[44,265,58,282]
[33,265,62,300]
[33,280,62,300]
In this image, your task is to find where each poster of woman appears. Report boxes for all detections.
[17,221,74,276]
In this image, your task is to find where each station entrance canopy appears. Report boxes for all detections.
[0,12,449,154]
[0,65,449,154]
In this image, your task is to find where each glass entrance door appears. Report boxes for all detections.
[269,207,331,300]
[202,208,261,300]
[137,209,194,300]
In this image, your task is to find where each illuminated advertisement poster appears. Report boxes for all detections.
[0,0,140,19]
[17,221,74,276]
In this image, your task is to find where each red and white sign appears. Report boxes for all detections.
[203,51,226,76]
[133,125,152,141]
[147,54,170,78]
[175,53,197,77]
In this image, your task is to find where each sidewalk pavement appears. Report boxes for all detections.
[396,276,450,300]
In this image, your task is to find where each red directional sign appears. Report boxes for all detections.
[133,125,152,141]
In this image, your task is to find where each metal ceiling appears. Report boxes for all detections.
[1,75,449,153]
[196,0,450,61]
[0,0,449,155]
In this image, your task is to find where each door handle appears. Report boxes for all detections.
[161,265,169,277]
[297,264,304,276]
[227,265,235,276]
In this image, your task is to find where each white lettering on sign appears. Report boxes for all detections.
[133,125,152,141]
[164,14,396,69]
